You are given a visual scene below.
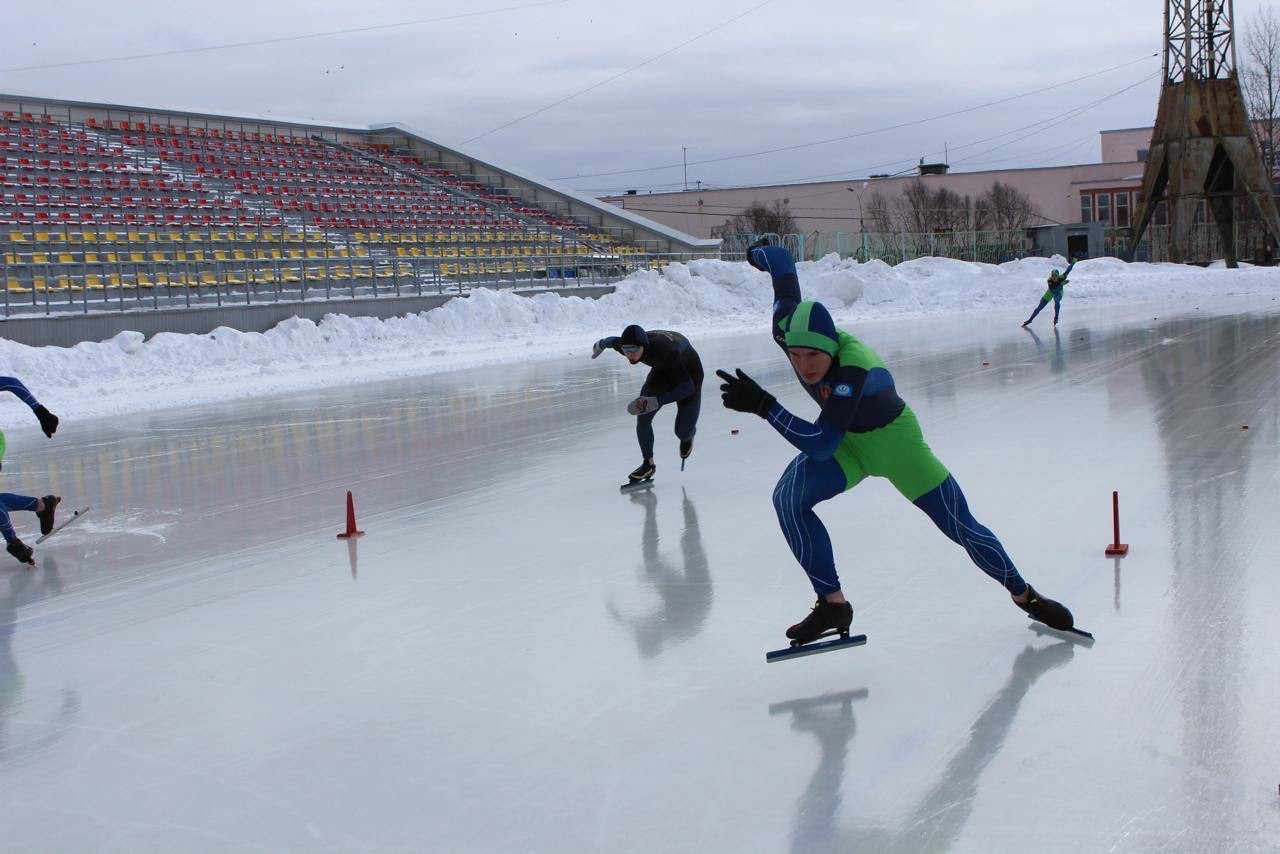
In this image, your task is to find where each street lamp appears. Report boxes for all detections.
[683,146,696,191]
[848,182,871,261]
[847,182,870,231]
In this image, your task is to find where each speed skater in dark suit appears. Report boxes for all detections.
[593,324,703,485]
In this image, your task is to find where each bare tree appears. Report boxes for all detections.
[894,181,975,232]
[725,200,799,236]
[1241,6,1280,172]
[864,191,895,233]
[974,181,1040,231]
[898,181,934,233]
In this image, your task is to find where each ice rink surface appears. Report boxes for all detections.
[2,295,1279,853]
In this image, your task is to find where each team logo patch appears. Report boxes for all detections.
[833,383,853,397]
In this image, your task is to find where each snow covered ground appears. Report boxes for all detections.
[2,254,1277,426]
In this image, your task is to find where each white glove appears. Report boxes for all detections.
[627,396,659,415]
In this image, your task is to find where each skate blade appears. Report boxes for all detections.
[619,479,654,493]
[35,506,91,545]
[1028,618,1095,647]
[766,633,867,663]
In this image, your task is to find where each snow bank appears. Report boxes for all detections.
[1,255,1275,424]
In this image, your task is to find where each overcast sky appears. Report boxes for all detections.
[2,1,1274,196]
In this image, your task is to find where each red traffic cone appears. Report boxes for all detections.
[337,490,365,539]
[1104,490,1128,556]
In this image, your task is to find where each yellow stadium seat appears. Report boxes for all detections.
[7,278,31,294]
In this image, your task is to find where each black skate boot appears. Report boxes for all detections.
[37,495,60,536]
[679,438,693,459]
[1014,584,1074,631]
[628,460,656,484]
[786,598,854,645]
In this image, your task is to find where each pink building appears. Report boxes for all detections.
[602,128,1155,238]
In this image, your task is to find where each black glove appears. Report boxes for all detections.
[6,539,34,566]
[33,405,58,438]
[717,368,775,416]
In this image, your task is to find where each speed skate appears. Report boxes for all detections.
[766,629,868,663]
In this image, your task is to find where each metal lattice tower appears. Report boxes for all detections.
[1165,0,1234,82]
[1130,0,1280,266]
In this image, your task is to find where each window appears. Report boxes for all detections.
[1097,193,1111,224]
[1080,194,1093,223]
[1115,192,1130,227]
[1137,148,1149,162]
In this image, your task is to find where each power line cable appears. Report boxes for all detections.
[0,1,569,73]
[552,52,1159,181]
[576,71,1157,194]
[459,0,779,144]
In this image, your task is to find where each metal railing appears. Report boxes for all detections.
[722,229,1031,265]
[0,243,697,317]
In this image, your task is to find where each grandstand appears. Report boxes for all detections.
[0,93,719,324]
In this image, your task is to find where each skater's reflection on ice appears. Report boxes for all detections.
[776,641,1076,854]
[606,487,712,659]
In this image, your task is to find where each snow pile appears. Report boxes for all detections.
[1,254,1276,424]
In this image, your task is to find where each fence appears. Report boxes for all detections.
[722,229,1031,264]
[727,222,1279,267]
[1105,222,1276,264]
